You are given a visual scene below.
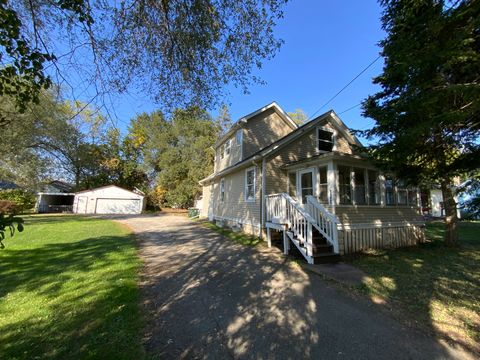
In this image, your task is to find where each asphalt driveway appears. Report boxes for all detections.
[116,213,471,360]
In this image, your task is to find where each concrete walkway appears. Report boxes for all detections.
[115,213,472,360]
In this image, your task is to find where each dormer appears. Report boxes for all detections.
[214,102,298,172]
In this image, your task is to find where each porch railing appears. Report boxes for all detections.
[305,195,340,253]
[265,193,340,258]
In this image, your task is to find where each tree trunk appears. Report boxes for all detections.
[440,180,458,246]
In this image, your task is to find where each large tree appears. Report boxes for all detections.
[129,107,221,208]
[2,0,288,113]
[362,0,480,245]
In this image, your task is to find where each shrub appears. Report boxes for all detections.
[0,189,36,212]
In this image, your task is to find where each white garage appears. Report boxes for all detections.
[73,185,145,215]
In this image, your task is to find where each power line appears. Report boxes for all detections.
[338,102,361,115]
[309,55,381,120]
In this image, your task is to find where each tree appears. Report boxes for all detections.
[2,1,288,112]
[361,0,480,246]
[129,107,221,208]
[288,108,308,125]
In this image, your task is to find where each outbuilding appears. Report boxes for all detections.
[73,185,145,215]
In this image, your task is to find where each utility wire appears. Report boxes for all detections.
[309,55,381,120]
[338,102,361,115]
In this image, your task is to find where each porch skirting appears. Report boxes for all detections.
[338,222,425,255]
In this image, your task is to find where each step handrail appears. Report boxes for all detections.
[306,195,340,253]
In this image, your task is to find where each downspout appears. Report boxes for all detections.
[261,157,266,238]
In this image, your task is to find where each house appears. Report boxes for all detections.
[73,185,145,214]
[36,181,75,213]
[199,102,425,264]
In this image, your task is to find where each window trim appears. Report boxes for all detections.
[224,138,231,156]
[220,178,225,202]
[244,166,256,202]
[316,126,335,153]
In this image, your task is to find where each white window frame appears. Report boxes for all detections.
[244,167,256,202]
[316,126,335,152]
[220,178,225,202]
[224,138,231,156]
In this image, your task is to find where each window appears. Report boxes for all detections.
[236,129,242,146]
[353,168,366,205]
[245,167,256,201]
[220,179,225,202]
[318,167,328,203]
[338,166,352,204]
[396,179,408,205]
[385,176,395,205]
[220,147,224,159]
[224,139,231,156]
[317,127,334,152]
[408,187,419,207]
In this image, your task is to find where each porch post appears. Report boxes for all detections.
[350,167,356,205]
[379,174,386,206]
[327,161,338,213]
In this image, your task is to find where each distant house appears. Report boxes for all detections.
[0,181,20,190]
[199,102,425,264]
[73,185,145,215]
[36,181,75,213]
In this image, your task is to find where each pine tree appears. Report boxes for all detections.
[362,0,480,245]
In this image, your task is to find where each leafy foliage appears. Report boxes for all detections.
[0,189,35,212]
[361,0,480,245]
[0,200,23,248]
[129,107,221,208]
[2,0,288,111]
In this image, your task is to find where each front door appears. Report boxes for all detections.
[298,168,315,204]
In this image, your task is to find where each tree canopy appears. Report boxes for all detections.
[361,0,480,245]
[1,0,288,113]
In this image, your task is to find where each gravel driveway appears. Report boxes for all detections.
[115,213,472,360]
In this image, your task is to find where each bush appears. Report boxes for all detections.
[0,189,36,212]
[0,200,24,248]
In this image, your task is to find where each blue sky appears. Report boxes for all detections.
[111,0,386,142]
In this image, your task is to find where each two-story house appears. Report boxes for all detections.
[199,102,425,264]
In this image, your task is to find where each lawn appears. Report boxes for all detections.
[197,219,263,246]
[350,221,479,354]
[0,215,143,360]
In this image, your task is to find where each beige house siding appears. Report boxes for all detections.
[243,108,294,158]
[215,131,243,172]
[200,184,212,218]
[264,124,354,195]
[333,206,423,224]
[209,166,262,235]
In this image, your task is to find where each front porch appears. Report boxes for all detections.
[264,156,425,263]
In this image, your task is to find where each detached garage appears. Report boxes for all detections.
[73,185,145,215]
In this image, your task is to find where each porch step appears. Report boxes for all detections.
[312,253,341,264]
[286,231,336,257]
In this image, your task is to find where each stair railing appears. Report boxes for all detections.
[305,195,340,253]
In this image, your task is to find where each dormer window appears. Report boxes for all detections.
[317,127,334,152]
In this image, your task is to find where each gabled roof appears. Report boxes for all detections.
[75,185,144,197]
[200,110,363,185]
[215,102,298,148]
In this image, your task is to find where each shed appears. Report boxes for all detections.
[73,185,145,215]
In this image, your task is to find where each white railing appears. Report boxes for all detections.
[305,195,340,253]
[266,193,315,262]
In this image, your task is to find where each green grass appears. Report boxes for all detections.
[0,215,143,360]
[197,220,263,247]
[350,221,480,353]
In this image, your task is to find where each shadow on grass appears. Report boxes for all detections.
[350,221,480,355]
[0,234,143,360]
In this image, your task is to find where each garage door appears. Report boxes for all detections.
[95,198,141,214]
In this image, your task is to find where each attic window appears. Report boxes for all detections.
[224,138,231,156]
[317,128,334,152]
